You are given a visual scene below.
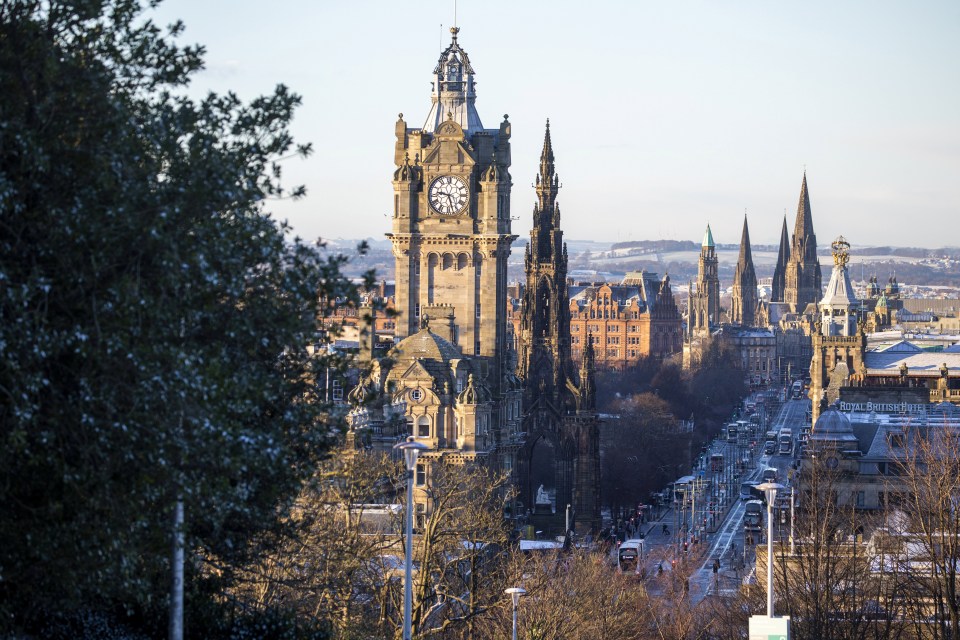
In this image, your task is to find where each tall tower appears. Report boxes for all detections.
[516,121,574,401]
[688,224,720,335]
[784,173,823,312]
[516,122,599,535]
[388,28,516,381]
[809,236,865,427]
[730,215,758,326]
[771,215,790,303]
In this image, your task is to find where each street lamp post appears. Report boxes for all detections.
[504,587,526,640]
[757,482,784,617]
[394,437,429,640]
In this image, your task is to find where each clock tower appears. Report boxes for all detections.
[388,28,515,375]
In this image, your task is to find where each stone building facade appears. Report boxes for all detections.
[387,28,515,371]
[809,236,868,427]
[688,224,721,335]
[568,276,682,367]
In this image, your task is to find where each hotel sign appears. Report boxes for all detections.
[838,401,927,414]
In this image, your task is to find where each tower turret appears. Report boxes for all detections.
[688,224,720,334]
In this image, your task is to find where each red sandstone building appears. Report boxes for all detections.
[509,271,683,369]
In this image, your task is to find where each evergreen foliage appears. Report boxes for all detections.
[0,0,357,632]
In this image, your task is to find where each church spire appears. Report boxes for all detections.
[731,215,757,326]
[772,214,790,302]
[784,171,823,311]
[702,223,715,248]
[736,214,753,268]
[793,171,816,256]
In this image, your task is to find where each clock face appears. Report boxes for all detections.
[429,175,468,215]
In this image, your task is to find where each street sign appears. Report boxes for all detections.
[749,615,790,640]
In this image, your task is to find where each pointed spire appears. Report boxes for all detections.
[772,214,790,302]
[737,215,753,268]
[732,215,758,326]
[793,172,815,253]
[534,119,559,213]
[539,118,555,181]
[702,223,715,248]
[778,215,790,263]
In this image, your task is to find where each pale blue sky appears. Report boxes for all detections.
[151,0,960,249]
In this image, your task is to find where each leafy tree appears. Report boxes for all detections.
[0,0,357,632]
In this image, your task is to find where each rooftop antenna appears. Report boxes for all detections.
[440,23,443,49]
[454,0,458,29]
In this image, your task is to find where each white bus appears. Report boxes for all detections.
[618,539,645,574]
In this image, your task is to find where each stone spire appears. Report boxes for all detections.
[793,172,816,254]
[771,215,790,302]
[517,120,575,413]
[784,172,823,312]
[731,215,758,326]
[535,119,559,215]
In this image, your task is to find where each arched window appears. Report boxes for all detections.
[417,416,430,438]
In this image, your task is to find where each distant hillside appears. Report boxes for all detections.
[318,237,960,289]
[849,246,960,259]
[610,239,699,252]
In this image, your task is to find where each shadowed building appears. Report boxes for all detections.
[515,122,600,535]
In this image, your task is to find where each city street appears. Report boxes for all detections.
[622,393,812,605]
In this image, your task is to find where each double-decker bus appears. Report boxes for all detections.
[779,428,793,456]
[791,380,803,399]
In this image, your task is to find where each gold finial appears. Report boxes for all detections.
[831,235,850,267]
[450,26,460,39]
